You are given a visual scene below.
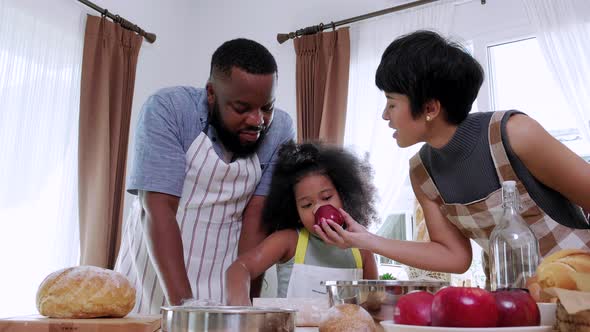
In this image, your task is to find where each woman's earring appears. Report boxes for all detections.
[426,115,432,122]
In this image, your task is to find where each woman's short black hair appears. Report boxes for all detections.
[263,141,378,232]
[210,38,277,78]
[375,30,484,125]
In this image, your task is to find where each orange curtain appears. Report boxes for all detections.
[294,27,350,145]
[78,15,142,268]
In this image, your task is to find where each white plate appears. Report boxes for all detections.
[380,321,553,332]
[537,303,557,326]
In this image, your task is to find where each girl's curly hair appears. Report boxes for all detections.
[263,141,378,232]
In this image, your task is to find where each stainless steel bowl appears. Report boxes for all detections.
[324,280,449,322]
[161,306,297,332]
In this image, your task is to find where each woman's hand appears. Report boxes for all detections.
[313,208,373,249]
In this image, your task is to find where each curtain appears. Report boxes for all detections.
[294,27,350,145]
[522,0,590,143]
[0,0,84,317]
[344,0,455,223]
[78,15,142,269]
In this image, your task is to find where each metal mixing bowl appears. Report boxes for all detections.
[323,280,449,322]
[161,306,297,332]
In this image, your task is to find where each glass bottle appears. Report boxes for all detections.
[489,180,540,291]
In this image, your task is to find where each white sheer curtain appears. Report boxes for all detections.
[522,0,590,143]
[344,1,456,225]
[0,0,85,317]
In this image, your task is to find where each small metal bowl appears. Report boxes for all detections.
[324,280,449,322]
[161,306,297,332]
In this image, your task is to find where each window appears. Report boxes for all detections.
[0,1,84,317]
[488,37,590,159]
[376,212,413,265]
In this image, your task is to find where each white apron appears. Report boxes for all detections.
[286,228,363,298]
[115,132,261,313]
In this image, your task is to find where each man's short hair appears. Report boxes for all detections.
[210,38,277,78]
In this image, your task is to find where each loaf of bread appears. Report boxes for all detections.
[36,266,136,318]
[319,304,376,332]
[527,249,590,302]
[556,301,590,331]
[538,250,590,289]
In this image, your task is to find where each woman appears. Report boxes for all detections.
[314,30,590,281]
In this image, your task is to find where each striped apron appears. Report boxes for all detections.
[115,131,261,313]
[285,228,363,298]
[409,111,590,286]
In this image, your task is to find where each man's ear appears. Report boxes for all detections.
[206,81,215,104]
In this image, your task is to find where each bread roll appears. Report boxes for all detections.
[36,266,136,318]
[537,249,590,291]
[319,304,376,332]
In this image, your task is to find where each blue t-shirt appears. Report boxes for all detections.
[127,86,295,197]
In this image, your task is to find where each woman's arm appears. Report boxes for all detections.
[225,229,297,305]
[314,173,473,274]
[506,114,590,211]
[360,249,378,279]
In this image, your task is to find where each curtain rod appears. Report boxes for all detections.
[77,0,156,43]
[277,0,438,44]
[280,0,487,44]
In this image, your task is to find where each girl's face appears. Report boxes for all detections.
[294,173,343,234]
[381,92,427,147]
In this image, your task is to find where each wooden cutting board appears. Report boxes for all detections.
[0,314,161,332]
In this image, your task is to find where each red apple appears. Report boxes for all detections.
[314,204,344,226]
[394,291,434,326]
[431,287,498,327]
[494,288,540,327]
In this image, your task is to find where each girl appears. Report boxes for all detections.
[314,30,590,286]
[225,142,378,305]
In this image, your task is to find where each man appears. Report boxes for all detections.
[114,38,295,314]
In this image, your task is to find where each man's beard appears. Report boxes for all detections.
[209,101,267,159]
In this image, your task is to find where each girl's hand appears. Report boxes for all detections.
[226,295,252,307]
[313,208,372,249]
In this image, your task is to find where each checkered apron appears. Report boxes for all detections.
[410,111,590,284]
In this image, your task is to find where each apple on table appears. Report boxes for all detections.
[494,288,540,327]
[431,286,498,328]
[393,286,541,328]
[394,291,434,326]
